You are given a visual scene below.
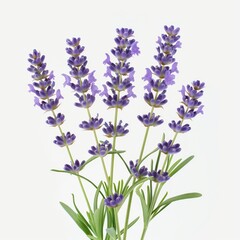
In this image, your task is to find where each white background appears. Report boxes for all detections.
[0,0,239,239]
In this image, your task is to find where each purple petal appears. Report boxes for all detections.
[196,105,204,115]
[56,89,64,100]
[179,85,186,97]
[88,71,96,83]
[127,86,136,98]
[100,84,109,97]
[62,74,71,87]
[164,70,175,85]
[156,36,162,45]
[131,41,140,55]
[103,53,111,65]
[142,68,152,82]
[171,62,179,73]
[104,67,112,77]
[34,97,40,106]
[28,84,35,93]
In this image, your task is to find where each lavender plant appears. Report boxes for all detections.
[27,26,205,240]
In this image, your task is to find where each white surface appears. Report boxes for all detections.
[0,0,238,239]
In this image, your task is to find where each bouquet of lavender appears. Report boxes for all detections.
[27,26,205,240]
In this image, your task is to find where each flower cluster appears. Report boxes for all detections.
[64,160,85,172]
[148,169,170,182]
[101,28,139,109]
[129,160,148,178]
[63,37,100,109]
[88,140,112,157]
[27,50,76,148]
[104,193,124,208]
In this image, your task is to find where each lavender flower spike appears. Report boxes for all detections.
[79,114,103,130]
[64,160,85,172]
[158,140,181,154]
[137,113,164,127]
[148,170,170,183]
[169,120,191,133]
[88,140,112,157]
[54,132,76,147]
[103,120,129,137]
[129,160,148,178]
[28,50,64,112]
[104,193,124,208]
[101,28,140,109]
[63,37,100,109]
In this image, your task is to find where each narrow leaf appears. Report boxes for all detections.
[60,202,92,236]
[161,192,202,206]
[169,155,194,177]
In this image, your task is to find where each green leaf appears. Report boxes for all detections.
[51,170,105,198]
[169,155,194,177]
[136,185,149,225]
[106,227,117,240]
[168,159,181,173]
[60,202,93,237]
[72,194,92,231]
[120,216,140,235]
[94,182,103,211]
[161,192,202,206]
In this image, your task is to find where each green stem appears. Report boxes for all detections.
[123,99,157,240]
[110,93,120,193]
[51,109,92,214]
[114,208,122,240]
[86,108,109,186]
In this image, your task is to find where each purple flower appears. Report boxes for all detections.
[101,28,139,108]
[103,89,130,109]
[142,26,181,106]
[79,115,103,130]
[104,193,124,208]
[168,120,191,133]
[144,91,167,108]
[148,170,170,182]
[63,37,100,108]
[137,113,164,127]
[46,113,65,127]
[176,81,205,120]
[28,50,63,112]
[74,93,95,108]
[129,160,148,178]
[64,160,85,172]
[88,140,112,157]
[158,140,181,154]
[54,132,76,147]
[103,120,129,137]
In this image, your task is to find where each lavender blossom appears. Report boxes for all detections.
[63,37,100,108]
[79,115,103,130]
[104,193,124,208]
[28,50,64,112]
[168,120,191,133]
[177,80,205,120]
[103,120,129,137]
[54,132,76,147]
[46,113,65,127]
[64,160,85,172]
[142,25,181,92]
[148,170,170,182]
[129,160,148,178]
[137,113,164,127]
[101,28,139,109]
[144,91,167,108]
[88,140,112,157]
[158,140,181,154]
